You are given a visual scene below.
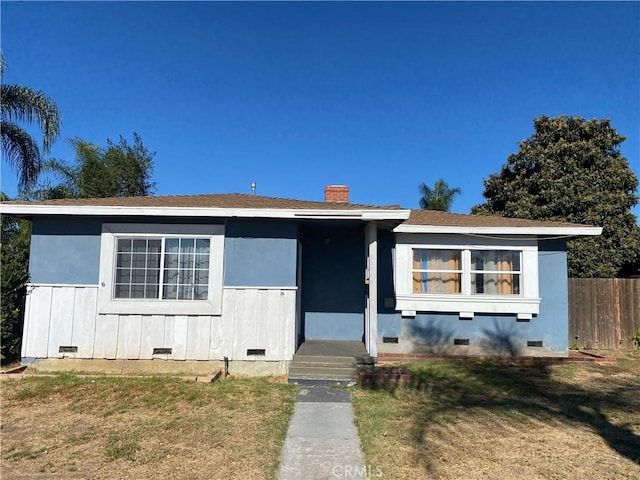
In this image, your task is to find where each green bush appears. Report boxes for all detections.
[1,215,30,363]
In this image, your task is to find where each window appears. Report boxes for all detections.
[412,249,462,294]
[471,250,521,295]
[411,248,522,296]
[115,239,161,299]
[98,224,224,316]
[114,237,211,300]
[394,235,540,317]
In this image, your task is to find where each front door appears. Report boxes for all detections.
[300,223,365,342]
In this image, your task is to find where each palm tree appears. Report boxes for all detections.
[418,179,461,211]
[1,52,61,188]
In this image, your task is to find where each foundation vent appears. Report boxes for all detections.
[453,338,470,346]
[153,348,172,355]
[59,346,78,353]
[247,349,266,356]
[527,341,543,348]
[382,336,399,344]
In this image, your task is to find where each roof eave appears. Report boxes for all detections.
[0,204,411,221]
[393,224,603,236]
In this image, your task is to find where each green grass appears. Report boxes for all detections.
[105,433,141,460]
[2,374,297,479]
[352,359,640,479]
[4,445,49,460]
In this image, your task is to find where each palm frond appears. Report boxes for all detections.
[1,84,61,153]
[418,179,461,211]
[41,157,78,183]
[1,120,41,187]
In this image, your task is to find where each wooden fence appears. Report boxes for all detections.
[568,278,640,350]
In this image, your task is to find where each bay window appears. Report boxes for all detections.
[395,235,540,317]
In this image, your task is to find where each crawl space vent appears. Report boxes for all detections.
[58,346,78,353]
[382,337,399,344]
[153,348,172,355]
[527,341,543,348]
[247,349,266,356]
[453,338,470,346]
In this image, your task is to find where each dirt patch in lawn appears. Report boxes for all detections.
[1,374,296,479]
[353,358,640,479]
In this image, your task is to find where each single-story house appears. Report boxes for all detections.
[0,186,601,374]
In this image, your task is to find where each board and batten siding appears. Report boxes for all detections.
[22,284,296,362]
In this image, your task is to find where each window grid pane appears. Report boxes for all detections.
[412,249,462,294]
[162,238,210,301]
[471,250,521,295]
[114,238,160,299]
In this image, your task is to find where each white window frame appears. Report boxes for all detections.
[98,223,224,315]
[395,234,540,318]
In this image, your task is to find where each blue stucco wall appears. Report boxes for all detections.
[536,239,569,353]
[223,220,298,287]
[301,223,365,341]
[377,230,402,338]
[30,217,102,284]
[378,237,569,356]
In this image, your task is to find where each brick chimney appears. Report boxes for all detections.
[324,185,350,203]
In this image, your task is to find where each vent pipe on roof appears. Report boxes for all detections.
[251,182,256,195]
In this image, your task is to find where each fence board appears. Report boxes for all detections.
[568,278,640,350]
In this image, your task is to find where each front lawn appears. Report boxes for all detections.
[1,374,296,479]
[353,355,640,479]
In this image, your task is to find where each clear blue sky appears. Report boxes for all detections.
[2,1,639,217]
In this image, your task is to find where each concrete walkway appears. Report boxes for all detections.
[278,387,366,480]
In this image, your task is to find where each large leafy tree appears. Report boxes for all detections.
[418,179,461,211]
[473,115,640,278]
[26,133,156,200]
[0,52,61,188]
[3,134,156,362]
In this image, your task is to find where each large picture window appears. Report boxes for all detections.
[114,237,211,301]
[98,224,224,316]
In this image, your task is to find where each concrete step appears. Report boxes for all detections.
[292,354,374,365]
[287,377,358,386]
[289,364,358,378]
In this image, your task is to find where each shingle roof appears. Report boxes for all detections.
[403,209,594,228]
[1,193,599,230]
[1,193,400,210]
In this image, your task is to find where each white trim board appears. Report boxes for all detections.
[394,224,602,236]
[0,204,411,221]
